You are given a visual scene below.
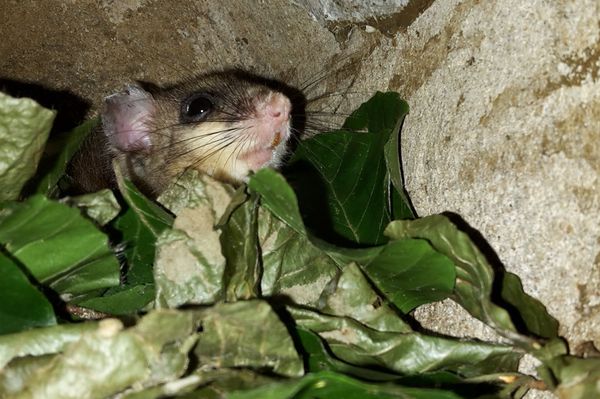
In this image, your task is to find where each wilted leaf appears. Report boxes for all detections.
[132,310,202,386]
[251,169,455,312]
[0,252,56,334]
[154,174,233,308]
[194,300,303,377]
[258,206,340,305]
[8,320,148,399]
[154,227,225,308]
[0,92,55,201]
[63,188,120,226]
[294,328,506,397]
[250,170,349,305]
[318,262,412,333]
[157,169,235,217]
[385,216,557,348]
[229,370,466,399]
[296,327,404,381]
[0,322,97,369]
[220,191,261,301]
[0,355,56,396]
[541,355,600,399]
[290,306,520,377]
[0,195,119,294]
[120,369,278,399]
[0,310,202,398]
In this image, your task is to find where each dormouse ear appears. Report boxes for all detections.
[102,85,154,153]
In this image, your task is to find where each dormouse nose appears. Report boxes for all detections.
[258,92,291,122]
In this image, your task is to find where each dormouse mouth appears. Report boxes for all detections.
[270,132,282,149]
[239,127,290,171]
[235,91,292,172]
[253,131,286,154]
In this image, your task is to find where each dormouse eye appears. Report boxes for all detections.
[181,93,214,122]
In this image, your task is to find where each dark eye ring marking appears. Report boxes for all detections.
[181,93,215,123]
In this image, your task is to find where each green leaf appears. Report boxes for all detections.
[284,92,410,246]
[290,307,521,378]
[49,255,122,295]
[0,310,202,398]
[364,239,455,313]
[94,175,174,313]
[249,168,306,234]
[248,168,383,269]
[63,188,120,226]
[34,118,98,197]
[499,272,559,339]
[296,327,406,381]
[385,216,556,349]
[318,262,412,333]
[113,207,158,286]
[193,371,279,398]
[0,322,98,369]
[541,355,600,399]
[0,92,55,201]
[250,169,373,258]
[0,195,119,294]
[194,300,303,377]
[116,177,174,238]
[1,321,149,398]
[382,99,415,220]
[250,170,344,306]
[251,169,454,312]
[229,371,467,399]
[258,206,340,306]
[0,252,56,334]
[73,284,155,315]
[113,171,173,286]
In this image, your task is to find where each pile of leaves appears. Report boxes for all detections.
[0,90,598,399]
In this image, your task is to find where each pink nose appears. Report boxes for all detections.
[263,93,291,122]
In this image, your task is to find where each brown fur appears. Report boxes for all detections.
[67,70,305,197]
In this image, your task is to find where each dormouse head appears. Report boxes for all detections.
[102,70,298,194]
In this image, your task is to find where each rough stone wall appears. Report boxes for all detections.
[398,0,600,350]
[1,1,598,398]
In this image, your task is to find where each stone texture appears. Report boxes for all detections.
[0,0,339,108]
[1,1,598,397]
[400,0,600,349]
[302,0,410,22]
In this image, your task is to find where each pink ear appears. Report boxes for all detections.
[102,85,154,152]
